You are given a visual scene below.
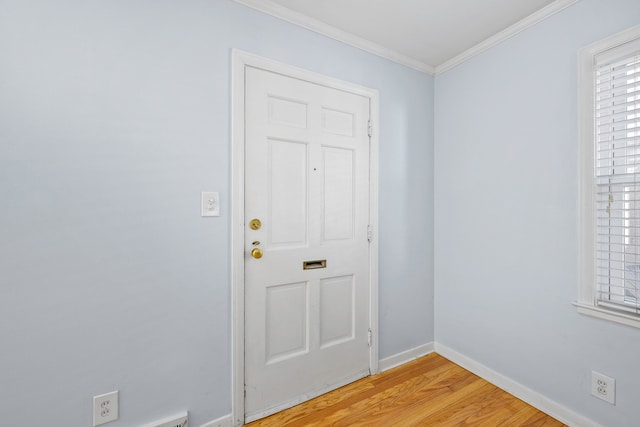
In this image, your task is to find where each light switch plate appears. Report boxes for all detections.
[201,192,220,217]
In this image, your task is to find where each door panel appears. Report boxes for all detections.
[322,147,354,241]
[244,65,371,421]
[268,139,308,247]
[321,107,354,136]
[265,281,309,364]
[319,275,355,348]
[268,96,308,128]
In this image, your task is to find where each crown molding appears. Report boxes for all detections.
[232,0,579,77]
[231,0,436,75]
[435,0,579,75]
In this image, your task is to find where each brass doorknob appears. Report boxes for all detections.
[251,248,263,259]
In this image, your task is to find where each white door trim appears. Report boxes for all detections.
[231,49,379,426]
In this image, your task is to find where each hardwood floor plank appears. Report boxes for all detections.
[417,386,514,426]
[245,354,566,427]
[254,355,458,426]
[309,370,485,426]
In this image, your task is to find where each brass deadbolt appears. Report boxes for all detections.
[251,248,263,259]
[249,218,262,230]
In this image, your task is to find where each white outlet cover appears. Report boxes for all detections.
[591,371,615,405]
[93,390,119,426]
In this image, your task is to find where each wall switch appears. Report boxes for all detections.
[591,371,615,404]
[93,390,119,426]
[201,191,220,217]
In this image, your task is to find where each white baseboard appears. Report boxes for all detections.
[378,342,435,372]
[434,343,601,427]
[200,414,234,427]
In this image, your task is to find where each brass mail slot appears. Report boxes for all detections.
[303,259,327,270]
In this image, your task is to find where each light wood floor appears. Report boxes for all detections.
[245,353,566,426]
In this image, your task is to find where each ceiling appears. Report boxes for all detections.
[233,0,577,74]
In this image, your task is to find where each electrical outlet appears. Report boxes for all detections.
[93,391,119,426]
[591,371,615,404]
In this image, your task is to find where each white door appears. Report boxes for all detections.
[244,66,372,421]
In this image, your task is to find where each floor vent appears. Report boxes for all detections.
[143,412,188,427]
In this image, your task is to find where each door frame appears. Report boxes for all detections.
[231,50,379,426]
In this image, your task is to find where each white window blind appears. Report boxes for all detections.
[595,41,640,313]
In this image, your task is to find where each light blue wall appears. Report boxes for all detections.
[0,0,433,425]
[434,1,640,426]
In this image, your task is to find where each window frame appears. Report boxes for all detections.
[577,25,640,328]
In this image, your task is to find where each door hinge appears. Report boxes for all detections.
[367,119,373,138]
[367,225,373,242]
[368,328,372,347]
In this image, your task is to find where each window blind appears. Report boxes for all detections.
[595,41,640,313]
